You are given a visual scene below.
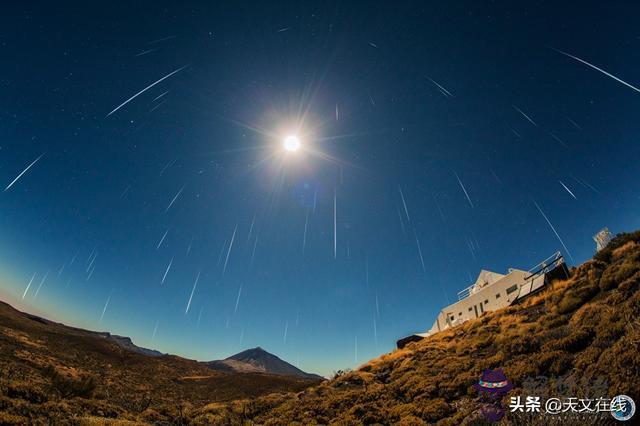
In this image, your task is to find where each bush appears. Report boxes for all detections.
[600,261,639,291]
[548,352,574,376]
[5,383,48,404]
[551,328,593,352]
[502,335,539,356]
[331,369,351,380]
[42,365,97,399]
[619,271,640,294]
[419,398,452,422]
[556,284,599,314]
[594,231,640,263]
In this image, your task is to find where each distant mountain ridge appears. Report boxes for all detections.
[5,305,164,357]
[8,302,319,378]
[97,332,164,357]
[206,347,323,380]
[0,299,321,424]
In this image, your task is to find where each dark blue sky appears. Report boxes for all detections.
[1,1,639,376]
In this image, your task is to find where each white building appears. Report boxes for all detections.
[593,228,613,252]
[397,251,569,348]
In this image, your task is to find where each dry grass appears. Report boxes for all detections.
[78,418,146,426]
[0,301,320,425]
[185,230,640,425]
[2,230,639,424]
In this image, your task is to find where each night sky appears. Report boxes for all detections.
[1,2,639,377]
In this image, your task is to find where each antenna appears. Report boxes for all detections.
[593,227,613,252]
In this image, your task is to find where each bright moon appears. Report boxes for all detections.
[283,135,301,152]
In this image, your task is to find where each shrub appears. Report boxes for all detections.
[619,271,640,294]
[600,261,639,291]
[551,328,593,352]
[502,335,540,356]
[419,398,452,422]
[548,352,574,376]
[556,284,599,314]
[592,321,625,349]
[531,350,557,372]
[331,369,351,380]
[5,382,48,404]
[42,365,97,399]
[0,411,29,425]
[594,230,640,263]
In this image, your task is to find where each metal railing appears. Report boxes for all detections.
[457,285,473,301]
[525,251,563,280]
[455,251,564,301]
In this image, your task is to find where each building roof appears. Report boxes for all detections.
[471,269,505,293]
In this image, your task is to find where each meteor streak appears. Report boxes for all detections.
[551,47,640,94]
[513,105,537,126]
[33,270,49,299]
[559,180,577,199]
[373,315,378,347]
[550,133,569,148]
[185,271,200,314]
[566,117,582,130]
[161,257,173,285]
[426,76,453,97]
[533,200,573,261]
[571,174,600,194]
[302,210,309,254]
[4,154,44,191]
[134,48,159,57]
[151,321,159,344]
[107,65,188,116]
[234,286,242,315]
[58,261,67,277]
[247,212,256,241]
[222,225,237,275]
[165,184,185,212]
[413,228,426,272]
[398,186,411,222]
[159,158,177,176]
[22,273,37,299]
[156,228,170,250]
[333,189,337,259]
[454,172,474,208]
[153,90,170,102]
[250,234,259,267]
[99,295,111,323]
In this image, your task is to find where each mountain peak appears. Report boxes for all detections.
[228,346,268,359]
[206,347,322,379]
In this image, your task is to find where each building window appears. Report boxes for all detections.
[459,312,462,316]
[506,285,518,294]
[468,307,473,312]
[484,299,489,304]
[496,293,501,299]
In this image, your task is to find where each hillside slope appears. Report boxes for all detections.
[0,301,320,424]
[192,231,640,425]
